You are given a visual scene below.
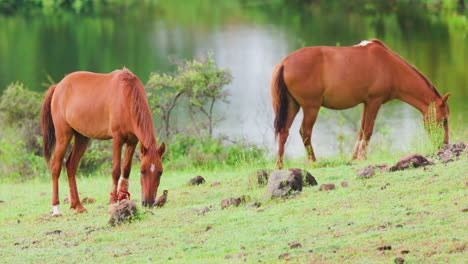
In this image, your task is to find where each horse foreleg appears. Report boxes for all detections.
[352,105,367,160]
[300,106,320,163]
[117,143,136,197]
[109,137,123,204]
[356,101,382,160]
[65,133,90,213]
[50,132,72,216]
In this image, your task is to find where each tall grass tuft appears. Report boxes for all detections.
[424,103,445,151]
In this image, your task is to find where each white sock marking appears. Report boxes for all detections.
[52,205,61,215]
[150,163,155,173]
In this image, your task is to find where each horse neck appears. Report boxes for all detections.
[394,68,439,115]
[130,100,157,149]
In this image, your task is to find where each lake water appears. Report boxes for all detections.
[1,2,466,158]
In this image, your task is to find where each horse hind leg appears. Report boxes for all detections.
[300,105,320,163]
[65,133,90,213]
[354,100,382,160]
[276,101,300,169]
[50,128,73,216]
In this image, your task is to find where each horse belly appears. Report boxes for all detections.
[321,88,365,110]
[65,104,113,140]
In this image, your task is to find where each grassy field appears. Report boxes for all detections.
[0,151,466,263]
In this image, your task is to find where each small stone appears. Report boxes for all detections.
[290,242,302,249]
[205,225,212,231]
[400,250,410,254]
[319,184,335,191]
[221,198,241,209]
[188,176,205,185]
[341,181,349,188]
[247,201,261,208]
[278,253,290,259]
[389,153,434,172]
[357,166,375,178]
[377,245,392,251]
[0,200,4,203]
[394,257,405,264]
[461,208,468,212]
[82,197,96,204]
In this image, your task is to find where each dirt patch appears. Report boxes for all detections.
[81,197,96,204]
[357,163,389,178]
[278,252,290,260]
[188,175,205,185]
[221,198,241,209]
[45,230,62,235]
[341,181,349,187]
[290,242,302,249]
[437,142,466,163]
[108,199,138,226]
[210,181,221,187]
[319,184,335,191]
[390,153,434,171]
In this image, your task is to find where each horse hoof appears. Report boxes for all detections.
[76,207,87,213]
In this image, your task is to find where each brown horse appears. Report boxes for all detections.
[271,39,450,169]
[41,68,165,216]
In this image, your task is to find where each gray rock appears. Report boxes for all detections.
[288,168,318,186]
[265,170,303,199]
[357,166,375,178]
[188,175,205,185]
[247,201,261,208]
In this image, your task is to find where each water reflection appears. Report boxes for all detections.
[0,2,466,158]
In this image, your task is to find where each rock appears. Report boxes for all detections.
[394,257,405,264]
[188,176,205,185]
[205,225,212,231]
[400,250,410,254]
[319,184,335,191]
[288,168,318,186]
[0,200,4,203]
[108,199,138,226]
[265,170,305,199]
[247,201,261,208]
[437,142,466,161]
[357,165,375,178]
[390,153,434,171]
[197,206,210,215]
[461,208,468,212]
[341,181,349,188]
[210,181,221,187]
[221,198,241,209]
[278,253,290,260]
[377,245,392,251]
[290,242,302,249]
[82,197,96,204]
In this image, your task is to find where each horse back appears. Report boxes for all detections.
[51,70,130,139]
[282,44,396,109]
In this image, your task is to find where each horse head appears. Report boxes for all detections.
[139,143,165,207]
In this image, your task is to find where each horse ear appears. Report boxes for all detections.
[158,142,166,157]
[441,93,451,104]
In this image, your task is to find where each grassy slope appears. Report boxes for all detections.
[0,153,466,264]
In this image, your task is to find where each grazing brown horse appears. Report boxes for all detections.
[41,68,165,216]
[271,39,450,169]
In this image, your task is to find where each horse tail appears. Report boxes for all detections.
[271,64,291,140]
[41,84,57,167]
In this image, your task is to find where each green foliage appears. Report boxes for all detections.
[164,134,267,170]
[0,82,42,127]
[424,103,445,150]
[147,52,232,139]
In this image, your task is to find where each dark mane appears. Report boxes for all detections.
[120,68,156,148]
[369,39,441,98]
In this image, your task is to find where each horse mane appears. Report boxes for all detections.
[369,39,441,98]
[120,68,156,148]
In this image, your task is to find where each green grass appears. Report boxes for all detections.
[0,152,467,263]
